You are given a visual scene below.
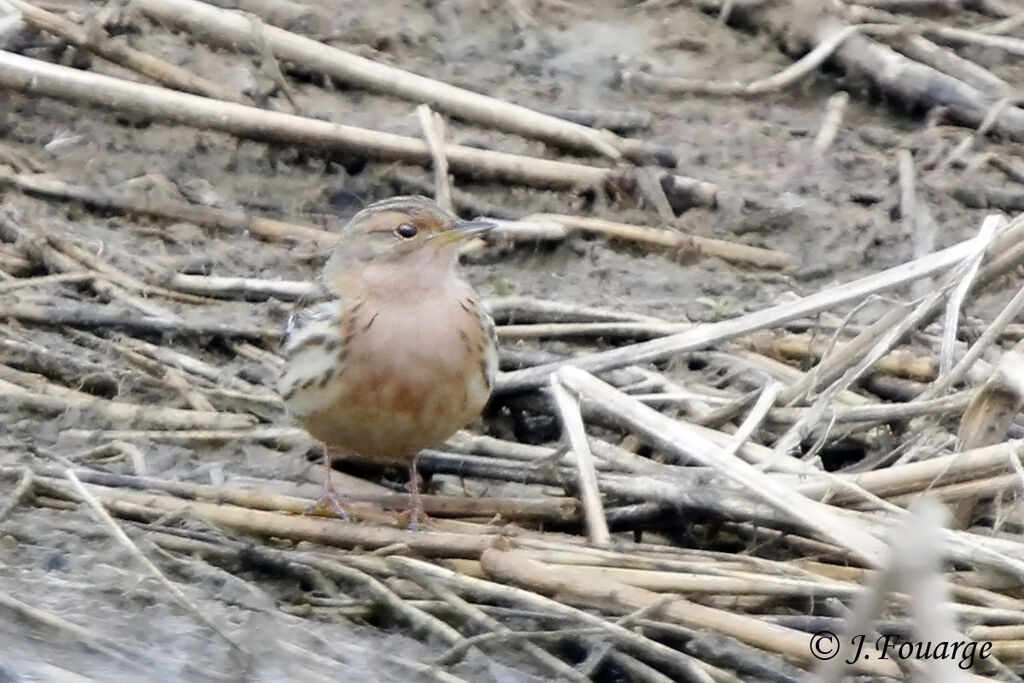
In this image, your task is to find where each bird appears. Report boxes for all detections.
[277,196,498,526]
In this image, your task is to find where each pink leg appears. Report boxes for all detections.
[304,446,354,520]
[397,455,430,528]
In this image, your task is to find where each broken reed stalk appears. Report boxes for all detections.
[0,169,335,243]
[64,470,245,653]
[527,213,794,269]
[558,365,888,565]
[479,547,899,676]
[5,0,235,100]
[7,465,579,524]
[498,214,1024,392]
[0,51,715,207]
[549,373,610,545]
[132,0,641,161]
[0,384,257,430]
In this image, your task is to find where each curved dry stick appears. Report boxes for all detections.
[625,25,861,96]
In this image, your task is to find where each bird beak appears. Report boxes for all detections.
[431,219,496,246]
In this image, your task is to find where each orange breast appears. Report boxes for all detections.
[297,296,492,459]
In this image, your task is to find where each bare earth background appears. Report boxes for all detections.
[2,0,1024,681]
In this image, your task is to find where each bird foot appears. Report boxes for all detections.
[303,492,355,521]
[396,500,431,529]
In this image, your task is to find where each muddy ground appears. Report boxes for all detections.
[1,0,1023,681]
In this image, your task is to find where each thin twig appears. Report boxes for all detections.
[940,215,1002,374]
[64,470,247,654]
[625,25,861,96]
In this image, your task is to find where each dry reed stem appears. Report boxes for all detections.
[559,366,888,565]
[926,24,1024,57]
[133,0,633,160]
[804,14,1024,139]
[0,301,276,339]
[893,34,1011,97]
[0,384,256,430]
[625,25,861,96]
[926,282,1024,398]
[940,215,1001,374]
[0,466,33,522]
[46,234,208,305]
[0,589,129,660]
[748,327,937,389]
[487,296,668,324]
[723,381,781,460]
[0,210,180,321]
[389,557,590,682]
[75,481,499,557]
[0,168,335,243]
[0,52,713,202]
[10,465,578,523]
[771,284,956,461]
[550,372,610,544]
[797,440,1024,501]
[812,90,850,157]
[0,271,92,293]
[0,363,97,399]
[4,0,234,99]
[293,553,465,646]
[64,470,246,654]
[527,213,792,269]
[416,104,453,213]
[499,216,1024,392]
[58,426,306,443]
[377,555,715,681]
[480,547,899,676]
[168,273,313,300]
[958,350,1024,452]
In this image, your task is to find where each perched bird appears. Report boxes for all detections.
[278,196,498,525]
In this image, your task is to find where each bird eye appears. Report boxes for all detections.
[395,223,418,239]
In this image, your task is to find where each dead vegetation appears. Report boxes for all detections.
[2,0,1024,680]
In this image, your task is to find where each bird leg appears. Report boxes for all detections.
[397,454,430,528]
[304,447,354,520]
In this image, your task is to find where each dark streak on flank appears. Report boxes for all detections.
[336,303,362,371]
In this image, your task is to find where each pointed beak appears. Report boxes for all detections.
[430,219,496,246]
